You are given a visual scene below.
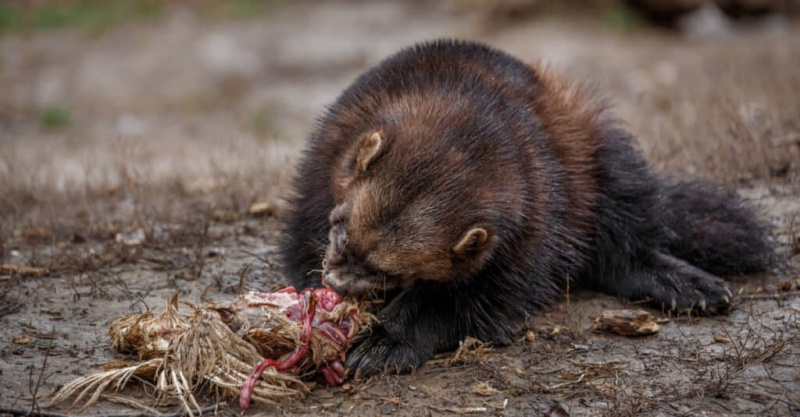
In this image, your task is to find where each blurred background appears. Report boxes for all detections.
[0,0,799,232]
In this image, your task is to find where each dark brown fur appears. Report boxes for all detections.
[280,40,774,377]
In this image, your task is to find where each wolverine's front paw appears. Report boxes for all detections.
[647,253,734,315]
[345,326,431,379]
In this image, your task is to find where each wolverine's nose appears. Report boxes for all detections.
[330,223,347,255]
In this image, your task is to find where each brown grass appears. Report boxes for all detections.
[614,32,800,184]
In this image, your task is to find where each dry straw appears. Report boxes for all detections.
[48,288,372,416]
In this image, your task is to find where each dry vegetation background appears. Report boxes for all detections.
[0,1,799,416]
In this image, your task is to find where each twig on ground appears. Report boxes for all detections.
[28,329,55,415]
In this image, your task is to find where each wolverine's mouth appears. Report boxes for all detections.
[322,268,399,297]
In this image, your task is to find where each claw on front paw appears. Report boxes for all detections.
[345,331,429,379]
[661,285,733,316]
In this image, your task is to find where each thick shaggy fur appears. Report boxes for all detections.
[280,40,773,376]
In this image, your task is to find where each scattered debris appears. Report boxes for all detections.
[114,229,146,246]
[12,335,31,345]
[0,264,49,277]
[428,405,488,414]
[544,361,624,393]
[591,310,662,336]
[713,336,732,344]
[447,337,493,366]
[472,381,498,397]
[525,330,536,342]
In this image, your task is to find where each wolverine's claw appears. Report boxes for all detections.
[345,324,431,378]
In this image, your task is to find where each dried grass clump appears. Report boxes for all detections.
[447,336,494,366]
[621,34,800,183]
[48,287,373,415]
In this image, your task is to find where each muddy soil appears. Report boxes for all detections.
[1,1,799,416]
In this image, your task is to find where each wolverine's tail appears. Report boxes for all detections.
[658,179,775,276]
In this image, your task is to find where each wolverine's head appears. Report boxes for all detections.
[297,41,544,297]
[321,115,525,296]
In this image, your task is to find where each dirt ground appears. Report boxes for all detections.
[1,1,799,416]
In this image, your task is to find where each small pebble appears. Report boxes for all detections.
[525,330,536,342]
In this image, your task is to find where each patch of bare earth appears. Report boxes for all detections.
[1,1,799,416]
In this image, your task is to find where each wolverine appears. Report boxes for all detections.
[280,40,773,377]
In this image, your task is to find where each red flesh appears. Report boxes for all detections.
[320,363,344,385]
[239,291,317,410]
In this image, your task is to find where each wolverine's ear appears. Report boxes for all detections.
[355,131,383,173]
[452,227,490,254]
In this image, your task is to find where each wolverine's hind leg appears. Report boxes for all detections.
[608,250,734,314]
[586,137,733,314]
[587,127,751,314]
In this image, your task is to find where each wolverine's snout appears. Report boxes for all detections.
[323,269,381,296]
